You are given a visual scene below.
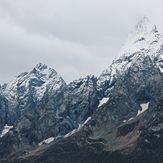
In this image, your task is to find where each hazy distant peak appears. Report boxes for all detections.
[134,16,158,35]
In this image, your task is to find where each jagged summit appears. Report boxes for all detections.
[3,63,66,105]
[118,17,161,58]
[30,63,60,81]
[34,63,48,70]
[98,17,163,96]
[32,63,56,74]
[134,16,158,35]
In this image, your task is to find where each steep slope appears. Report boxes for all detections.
[8,17,163,163]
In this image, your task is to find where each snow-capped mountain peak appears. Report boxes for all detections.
[134,16,157,35]
[3,63,66,107]
[98,17,163,96]
[30,63,60,82]
[34,63,48,71]
[118,17,161,58]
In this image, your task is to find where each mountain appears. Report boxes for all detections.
[1,17,163,163]
[3,63,66,108]
[40,17,163,163]
[98,16,163,96]
[14,74,99,142]
[0,74,101,160]
[0,63,66,128]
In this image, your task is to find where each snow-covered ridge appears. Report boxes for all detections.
[98,97,109,107]
[3,63,66,106]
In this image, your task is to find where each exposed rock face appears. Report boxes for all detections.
[1,17,163,163]
[0,75,101,160]
[14,75,99,143]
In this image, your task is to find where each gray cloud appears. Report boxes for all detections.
[0,0,163,84]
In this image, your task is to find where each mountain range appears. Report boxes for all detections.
[1,17,163,163]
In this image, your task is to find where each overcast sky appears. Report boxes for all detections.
[0,0,163,84]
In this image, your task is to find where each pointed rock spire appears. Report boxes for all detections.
[34,63,48,71]
[118,16,161,58]
[31,62,58,79]
[98,17,163,96]
[134,16,158,34]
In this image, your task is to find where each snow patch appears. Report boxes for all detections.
[38,137,55,146]
[159,66,163,73]
[128,117,133,121]
[137,102,149,116]
[0,124,13,138]
[64,129,77,138]
[98,97,109,107]
[83,117,91,125]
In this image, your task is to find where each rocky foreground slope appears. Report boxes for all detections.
[1,17,163,163]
